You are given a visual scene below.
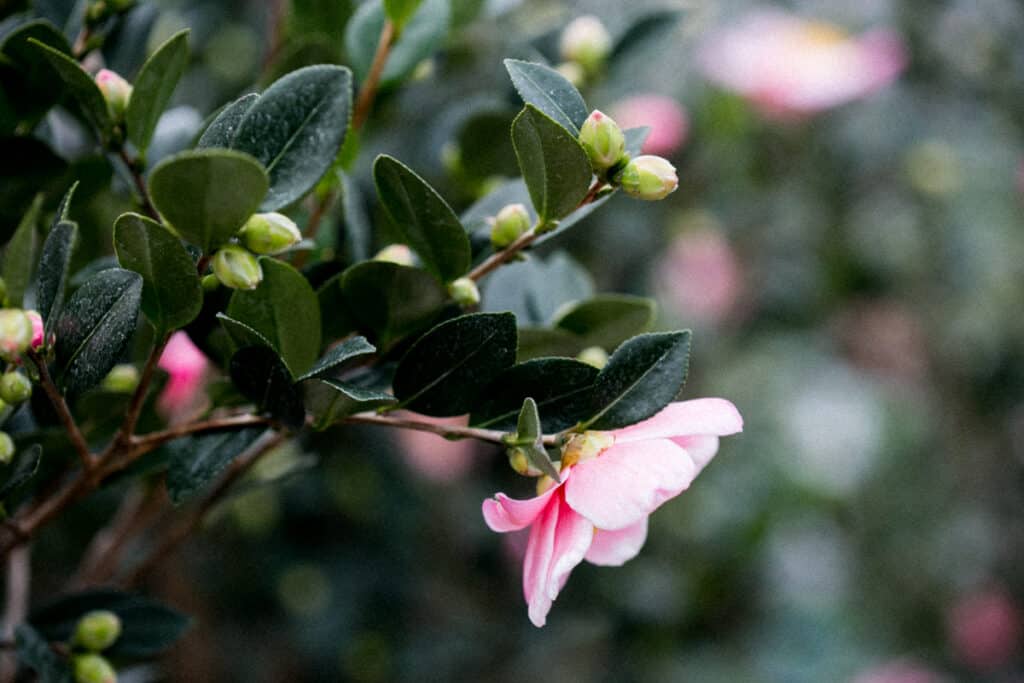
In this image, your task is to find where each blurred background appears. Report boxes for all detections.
[20,0,1024,680]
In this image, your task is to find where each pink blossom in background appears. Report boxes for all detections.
[26,310,44,350]
[395,413,477,483]
[157,331,209,419]
[610,94,689,156]
[482,399,742,626]
[698,10,907,119]
[947,586,1021,671]
[850,660,945,683]
[657,228,742,326]
[834,300,928,383]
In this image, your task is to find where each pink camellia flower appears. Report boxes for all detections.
[395,412,477,483]
[657,228,742,326]
[157,331,209,419]
[610,94,689,156]
[482,399,742,626]
[947,587,1021,671]
[26,310,44,350]
[697,10,907,119]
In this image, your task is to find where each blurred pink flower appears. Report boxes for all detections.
[834,300,928,383]
[26,310,44,350]
[947,587,1021,671]
[850,660,944,683]
[610,94,689,156]
[395,413,477,483]
[698,10,907,118]
[157,331,209,419]
[482,399,742,626]
[657,228,742,326]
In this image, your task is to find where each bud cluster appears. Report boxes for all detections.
[71,610,122,683]
[210,212,302,291]
[577,110,679,201]
[0,301,43,470]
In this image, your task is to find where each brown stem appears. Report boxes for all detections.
[74,483,167,586]
[117,148,159,221]
[343,412,558,447]
[112,334,169,450]
[352,20,396,131]
[126,414,274,458]
[29,352,94,471]
[0,546,30,683]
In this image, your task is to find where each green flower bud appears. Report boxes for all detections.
[559,15,611,74]
[576,346,609,369]
[373,244,415,267]
[0,432,14,465]
[201,273,221,292]
[490,203,531,249]
[0,309,33,362]
[579,110,627,173]
[95,69,132,120]
[618,155,678,201]
[73,653,117,683]
[74,610,122,652]
[447,277,480,308]
[508,447,541,477]
[101,364,140,394]
[212,245,263,290]
[238,212,302,255]
[0,372,31,405]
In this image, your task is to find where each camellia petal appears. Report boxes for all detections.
[612,398,743,444]
[483,485,560,533]
[523,491,593,627]
[585,517,648,566]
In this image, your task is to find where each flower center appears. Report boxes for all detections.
[560,431,614,470]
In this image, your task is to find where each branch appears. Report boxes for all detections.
[126,414,274,457]
[29,352,94,471]
[342,412,559,447]
[112,333,169,449]
[352,19,396,131]
[117,148,160,221]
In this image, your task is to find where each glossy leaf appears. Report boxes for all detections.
[148,149,268,252]
[511,105,593,224]
[373,155,470,282]
[166,427,265,505]
[346,0,449,85]
[392,312,517,416]
[231,64,352,210]
[36,218,77,332]
[2,193,43,307]
[341,261,447,348]
[216,312,273,350]
[229,345,306,429]
[196,92,258,149]
[315,273,357,342]
[113,212,202,334]
[0,20,71,128]
[0,444,42,500]
[15,624,70,683]
[304,378,396,429]
[553,295,656,350]
[29,39,111,138]
[471,357,598,431]
[297,336,376,381]
[516,327,585,361]
[125,29,190,153]
[482,251,593,326]
[504,59,589,134]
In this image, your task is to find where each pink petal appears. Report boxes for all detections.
[670,435,721,473]
[482,484,560,533]
[565,438,698,530]
[612,399,743,444]
[522,492,593,627]
[585,517,648,566]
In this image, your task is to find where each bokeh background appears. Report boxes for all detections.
[18,0,1024,680]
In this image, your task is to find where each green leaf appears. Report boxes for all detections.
[0,20,72,125]
[456,110,519,179]
[216,312,274,350]
[226,258,321,376]
[611,9,683,61]
[346,0,449,85]
[229,345,306,429]
[511,397,560,481]
[166,427,265,505]
[231,64,352,210]
[148,148,268,252]
[383,0,424,28]
[504,59,589,135]
[28,38,111,138]
[584,331,692,430]
[196,92,258,149]
[340,261,447,348]
[373,155,470,282]
[481,251,593,326]
[392,312,516,416]
[29,589,190,658]
[471,357,598,431]
[54,268,143,396]
[0,444,42,501]
[297,336,375,381]
[125,29,190,153]
[516,327,586,361]
[553,295,656,351]
[303,377,395,429]
[15,624,71,683]
[2,193,43,307]
[36,217,77,332]
[511,105,593,224]
[316,272,357,342]
[113,212,202,334]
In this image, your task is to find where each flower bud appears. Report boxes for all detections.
[560,431,614,468]
[74,610,122,652]
[447,277,480,308]
[373,244,415,266]
[95,69,132,120]
[576,346,608,369]
[101,364,140,394]
[212,245,263,290]
[559,15,611,74]
[0,432,14,465]
[26,310,45,350]
[490,203,531,249]
[579,110,627,173]
[238,212,302,255]
[73,653,117,683]
[0,309,33,362]
[618,155,678,200]
[508,447,542,477]
[0,372,31,405]
[555,61,586,88]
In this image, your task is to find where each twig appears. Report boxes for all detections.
[126,414,274,458]
[29,352,94,471]
[0,546,30,683]
[342,412,558,447]
[112,334,170,450]
[117,148,159,221]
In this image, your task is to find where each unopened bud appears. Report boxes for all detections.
[0,309,33,362]
[26,310,45,350]
[618,155,678,200]
[74,610,122,652]
[447,277,480,308]
[0,373,31,405]
[560,431,614,469]
[101,364,140,394]
[212,245,263,290]
[238,212,302,255]
[95,69,132,120]
[579,110,627,173]
[373,244,415,267]
[508,447,541,477]
[559,15,611,74]
[0,432,14,465]
[490,204,531,249]
[576,346,608,369]
[201,273,220,291]
[73,653,117,683]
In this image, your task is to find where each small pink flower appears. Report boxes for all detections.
[482,399,742,626]
[395,412,477,483]
[947,587,1021,671]
[26,310,44,350]
[157,332,209,419]
[656,228,742,326]
[698,11,907,119]
[610,94,689,156]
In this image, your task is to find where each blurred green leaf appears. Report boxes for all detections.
[471,357,598,431]
[196,92,258,149]
[383,0,423,29]
[553,295,656,351]
[166,427,265,505]
[341,261,447,348]
[481,251,593,325]
[515,326,584,361]
[229,345,305,429]
[125,29,190,153]
[315,272,357,342]
[456,110,519,179]
[14,623,70,683]
[2,193,43,307]
[29,38,111,138]
[0,19,71,125]
[610,9,683,61]
[0,444,42,501]
[504,59,588,135]
[346,0,449,85]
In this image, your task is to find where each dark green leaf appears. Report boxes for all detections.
[516,327,585,361]
[14,624,70,683]
[315,272,357,342]
[511,105,593,223]
[229,346,305,429]
[125,29,190,153]
[383,0,424,28]
[584,331,691,430]
[512,397,561,481]
[0,20,72,126]
[346,0,449,85]
[553,295,656,350]
[515,396,541,441]
[297,336,375,381]
[226,258,321,376]
[148,148,268,252]
[216,312,273,350]
[196,92,258,149]
[504,59,589,134]
[28,38,111,138]
[36,218,77,331]
[231,64,352,210]
[303,377,395,429]
[611,9,683,61]
[54,268,143,396]
[456,110,520,179]
[341,261,447,348]
[166,427,265,505]
[113,212,202,334]
[0,444,42,500]
[471,357,598,430]
[373,155,470,282]
[481,251,593,325]
[392,312,517,416]
[2,193,43,307]
[337,171,372,263]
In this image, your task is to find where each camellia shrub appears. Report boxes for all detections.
[0,1,740,680]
